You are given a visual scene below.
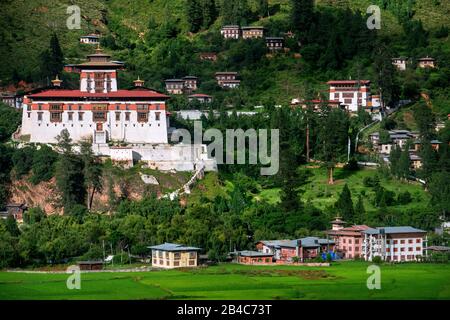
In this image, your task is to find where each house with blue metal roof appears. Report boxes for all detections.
[148,243,201,269]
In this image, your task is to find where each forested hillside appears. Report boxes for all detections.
[1,0,449,114]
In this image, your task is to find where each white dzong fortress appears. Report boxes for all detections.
[19,48,216,172]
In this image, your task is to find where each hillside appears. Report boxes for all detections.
[1,0,449,112]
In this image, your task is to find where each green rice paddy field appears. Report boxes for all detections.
[0,262,449,300]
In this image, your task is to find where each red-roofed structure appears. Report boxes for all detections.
[21,48,170,145]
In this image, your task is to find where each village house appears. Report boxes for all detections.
[183,76,198,93]
[265,37,284,51]
[290,99,345,111]
[411,139,442,152]
[370,130,418,154]
[241,26,265,39]
[418,56,436,69]
[188,93,212,104]
[149,243,201,268]
[215,72,240,88]
[221,25,241,39]
[80,34,100,45]
[409,153,423,170]
[232,251,274,265]
[362,226,427,262]
[326,217,370,259]
[0,203,27,223]
[392,57,408,71]
[165,79,185,95]
[199,52,217,62]
[327,80,371,112]
[256,237,335,263]
[0,92,23,108]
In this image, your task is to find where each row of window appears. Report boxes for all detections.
[30,111,162,122]
[152,251,196,259]
[152,259,196,266]
[386,247,421,252]
[27,104,162,111]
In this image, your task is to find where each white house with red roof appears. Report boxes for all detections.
[327,80,371,112]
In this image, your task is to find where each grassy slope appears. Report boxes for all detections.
[0,262,449,299]
[257,166,430,212]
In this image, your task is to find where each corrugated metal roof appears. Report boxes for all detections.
[148,242,201,251]
[363,226,426,235]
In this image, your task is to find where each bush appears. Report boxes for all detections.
[397,191,412,205]
[372,256,382,264]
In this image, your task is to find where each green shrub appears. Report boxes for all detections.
[372,256,383,264]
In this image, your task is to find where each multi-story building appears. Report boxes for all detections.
[241,26,265,39]
[326,218,370,259]
[392,57,408,71]
[215,72,240,88]
[199,52,217,62]
[149,243,201,269]
[183,76,198,93]
[20,48,170,145]
[80,34,100,45]
[0,92,23,109]
[165,79,185,95]
[220,25,241,39]
[362,226,427,262]
[256,237,335,262]
[418,56,436,69]
[188,93,212,104]
[265,37,284,51]
[327,80,371,112]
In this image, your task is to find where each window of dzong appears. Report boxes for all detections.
[37,112,43,121]
[50,104,62,111]
[68,105,72,111]
[137,112,148,122]
[115,112,120,121]
[155,112,160,121]
[137,104,148,111]
[93,112,106,122]
[78,112,84,121]
[125,112,130,121]
[50,112,62,122]
[106,75,111,92]
[68,112,73,121]
[94,73,105,93]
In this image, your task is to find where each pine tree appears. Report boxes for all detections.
[256,0,269,18]
[186,0,203,33]
[373,43,398,108]
[397,147,411,179]
[334,184,354,222]
[55,129,86,213]
[40,33,64,79]
[80,140,103,210]
[291,0,314,41]
[202,0,217,29]
[354,194,365,224]
[389,144,402,177]
[419,140,438,180]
